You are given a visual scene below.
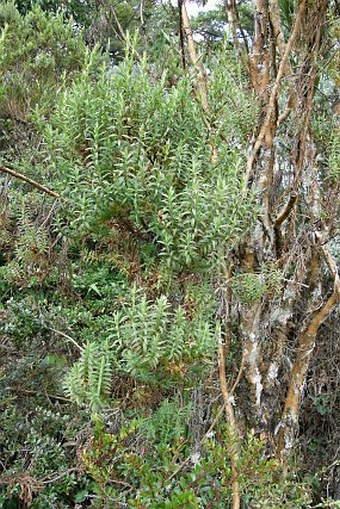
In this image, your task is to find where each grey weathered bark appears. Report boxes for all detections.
[232,0,337,460]
[181,0,338,469]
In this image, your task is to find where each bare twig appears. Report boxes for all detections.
[10,387,72,403]
[181,2,209,113]
[180,2,219,161]
[0,166,59,198]
[41,468,78,485]
[178,0,186,69]
[139,0,144,25]
[225,0,249,69]
[106,2,141,61]
[269,0,297,126]
[218,342,241,509]
[39,199,58,230]
[229,351,246,397]
[225,0,242,58]
[49,327,83,352]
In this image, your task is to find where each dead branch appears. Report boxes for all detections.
[225,0,247,66]
[294,2,327,188]
[181,2,209,113]
[277,98,294,127]
[180,2,218,161]
[321,244,340,297]
[41,468,78,485]
[39,199,58,230]
[49,327,83,351]
[10,387,72,403]
[178,0,186,69]
[139,0,144,25]
[277,291,338,459]
[229,350,246,397]
[0,166,59,198]
[103,0,141,62]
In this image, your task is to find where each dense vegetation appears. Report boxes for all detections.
[0,1,339,508]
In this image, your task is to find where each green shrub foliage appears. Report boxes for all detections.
[0,1,88,121]
[0,1,338,508]
[42,44,256,272]
[64,284,219,408]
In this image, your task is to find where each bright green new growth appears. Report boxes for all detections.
[0,1,338,507]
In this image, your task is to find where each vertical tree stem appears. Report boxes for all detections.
[218,342,241,509]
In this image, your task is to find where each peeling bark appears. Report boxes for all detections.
[180,0,338,471]
[245,0,306,194]
[242,302,263,409]
[232,0,336,462]
[277,289,339,459]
